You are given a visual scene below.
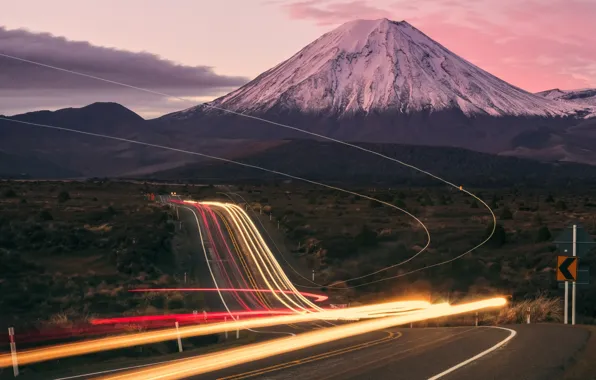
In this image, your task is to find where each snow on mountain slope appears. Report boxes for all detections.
[538,88,596,105]
[174,18,582,119]
[535,88,569,100]
[536,88,596,118]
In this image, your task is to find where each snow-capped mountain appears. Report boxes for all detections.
[156,18,596,166]
[537,88,596,106]
[535,88,570,100]
[174,18,581,119]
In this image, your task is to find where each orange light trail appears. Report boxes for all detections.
[96,298,507,380]
[0,300,432,368]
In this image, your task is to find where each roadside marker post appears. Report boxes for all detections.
[8,327,19,377]
[236,317,240,339]
[312,269,315,281]
[175,322,183,352]
[526,307,531,324]
[224,317,228,339]
[475,312,479,327]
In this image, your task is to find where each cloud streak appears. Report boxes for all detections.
[0,27,249,116]
[279,0,596,92]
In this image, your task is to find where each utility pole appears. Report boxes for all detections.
[572,224,577,325]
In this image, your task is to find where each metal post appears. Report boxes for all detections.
[175,322,183,352]
[527,307,531,324]
[224,317,228,339]
[312,269,315,281]
[8,327,19,377]
[572,224,577,326]
[564,281,569,324]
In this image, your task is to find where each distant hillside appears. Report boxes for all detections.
[0,151,81,179]
[152,139,596,187]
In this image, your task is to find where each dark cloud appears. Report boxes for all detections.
[0,27,249,116]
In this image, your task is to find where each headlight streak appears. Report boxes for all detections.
[0,299,437,368]
[95,298,507,380]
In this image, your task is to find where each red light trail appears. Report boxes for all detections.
[128,288,328,302]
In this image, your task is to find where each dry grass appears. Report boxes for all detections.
[485,294,563,324]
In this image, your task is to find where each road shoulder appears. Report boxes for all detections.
[563,325,596,380]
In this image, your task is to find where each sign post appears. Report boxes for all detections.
[572,225,577,325]
[557,255,578,324]
[555,223,595,325]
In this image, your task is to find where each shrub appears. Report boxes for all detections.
[555,200,567,210]
[500,206,513,220]
[58,191,71,203]
[3,188,17,198]
[38,210,54,221]
[536,226,551,242]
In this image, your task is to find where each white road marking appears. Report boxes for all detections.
[427,326,517,380]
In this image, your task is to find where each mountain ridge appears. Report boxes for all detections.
[169,18,584,120]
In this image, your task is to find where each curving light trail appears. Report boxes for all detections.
[94,298,507,380]
[0,52,496,289]
[0,299,437,367]
[199,201,324,313]
[89,310,298,326]
[128,288,328,302]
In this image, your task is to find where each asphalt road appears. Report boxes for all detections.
[191,324,589,380]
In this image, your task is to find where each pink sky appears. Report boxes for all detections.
[2,0,596,94]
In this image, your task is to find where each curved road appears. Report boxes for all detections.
[194,324,588,380]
